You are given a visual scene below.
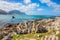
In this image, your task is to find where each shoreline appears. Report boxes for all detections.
[0,17,60,40]
[0,16,60,29]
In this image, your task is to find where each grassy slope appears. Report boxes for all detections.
[12,33,45,40]
[12,30,60,40]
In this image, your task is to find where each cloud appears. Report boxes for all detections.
[40,0,60,13]
[37,8,43,11]
[24,0,31,4]
[0,1,22,11]
[20,3,40,15]
[21,3,39,10]
[0,0,42,15]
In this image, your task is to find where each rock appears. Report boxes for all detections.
[37,25,48,33]
[0,34,4,40]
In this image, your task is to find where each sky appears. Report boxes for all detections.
[0,0,60,15]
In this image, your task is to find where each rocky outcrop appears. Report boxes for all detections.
[0,17,60,40]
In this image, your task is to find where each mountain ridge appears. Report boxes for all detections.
[0,9,26,15]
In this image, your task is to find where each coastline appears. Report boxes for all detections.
[0,17,60,40]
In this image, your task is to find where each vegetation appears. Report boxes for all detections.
[12,29,58,40]
[12,33,46,40]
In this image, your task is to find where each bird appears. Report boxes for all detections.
[12,16,15,19]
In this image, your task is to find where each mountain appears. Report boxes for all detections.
[0,9,26,15]
[9,10,26,15]
[0,9,8,15]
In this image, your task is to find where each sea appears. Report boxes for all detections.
[0,15,58,26]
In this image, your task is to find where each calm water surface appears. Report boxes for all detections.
[0,15,56,26]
